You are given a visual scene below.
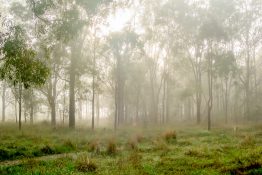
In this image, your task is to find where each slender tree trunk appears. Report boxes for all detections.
[15,98,17,123]
[165,74,171,123]
[162,78,166,124]
[18,84,22,130]
[245,28,251,120]
[51,100,56,128]
[92,68,95,130]
[30,103,34,124]
[207,44,213,131]
[114,88,118,131]
[63,84,66,125]
[225,79,229,124]
[196,72,202,124]
[116,55,125,126]
[24,109,27,123]
[2,83,6,122]
[135,87,140,125]
[96,94,100,127]
[69,58,76,129]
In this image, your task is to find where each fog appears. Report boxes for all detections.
[0,0,262,174]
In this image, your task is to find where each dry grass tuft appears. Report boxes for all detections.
[135,134,144,143]
[162,130,177,143]
[240,135,256,147]
[107,138,117,155]
[64,140,75,149]
[88,140,100,153]
[75,154,97,172]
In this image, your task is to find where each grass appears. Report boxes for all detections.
[0,123,262,174]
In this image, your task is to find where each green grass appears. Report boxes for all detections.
[0,123,262,174]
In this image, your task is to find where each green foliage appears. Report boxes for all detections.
[214,51,237,79]
[0,26,49,89]
[199,18,227,41]
[53,6,85,43]
[76,0,112,14]
[27,0,54,16]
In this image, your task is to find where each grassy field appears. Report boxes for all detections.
[0,123,262,175]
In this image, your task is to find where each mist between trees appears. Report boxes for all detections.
[0,0,261,131]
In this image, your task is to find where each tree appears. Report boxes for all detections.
[0,26,49,130]
[108,30,140,129]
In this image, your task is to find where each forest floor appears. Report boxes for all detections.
[0,123,262,175]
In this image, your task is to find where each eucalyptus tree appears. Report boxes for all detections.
[107,30,140,129]
[214,51,237,123]
[234,0,262,120]
[26,0,112,129]
[0,26,49,130]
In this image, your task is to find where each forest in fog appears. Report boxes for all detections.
[0,0,262,131]
[1,1,262,175]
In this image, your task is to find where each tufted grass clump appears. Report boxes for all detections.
[75,154,97,172]
[107,138,117,155]
[127,138,138,150]
[240,135,256,147]
[162,130,177,143]
[88,140,100,153]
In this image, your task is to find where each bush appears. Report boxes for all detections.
[162,130,177,143]
[76,154,97,172]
